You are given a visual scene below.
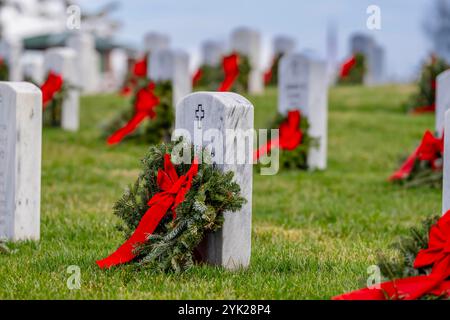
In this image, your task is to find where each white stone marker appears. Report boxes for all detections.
[20,51,45,84]
[442,110,450,215]
[278,53,328,170]
[0,38,23,82]
[436,69,450,135]
[350,33,375,85]
[0,82,42,241]
[144,32,170,53]
[44,47,79,132]
[202,40,224,67]
[273,35,296,56]
[231,27,264,94]
[148,49,192,106]
[67,32,100,94]
[175,92,253,270]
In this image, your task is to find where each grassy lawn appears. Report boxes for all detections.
[0,84,441,299]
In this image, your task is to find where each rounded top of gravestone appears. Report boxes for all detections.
[45,47,77,58]
[438,69,450,81]
[0,81,41,95]
[177,91,253,110]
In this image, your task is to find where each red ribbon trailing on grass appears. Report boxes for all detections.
[339,55,356,78]
[96,154,199,269]
[253,110,303,161]
[217,53,239,92]
[192,68,203,87]
[333,210,450,300]
[107,82,160,145]
[41,71,64,109]
[389,130,444,181]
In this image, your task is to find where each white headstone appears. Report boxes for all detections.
[0,82,41,241]
[0,38,23,82]
[20,51,45,84]
[110,48,129,89]
[436,69,450,135]
[278,53,328,170]
[273,36,296,56]
[372,44,385,85]
[202,40,224,67]
[231,27,264,94]
[148,49,192,106]
[44,47,80,132]
[144,32,170,53]
[67,32,100,94]
[350,33,375,85]
[442,110,450,215]
[175,92,253,270]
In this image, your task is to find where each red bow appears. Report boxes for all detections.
[217,53,239,92]
[96,154,199,269]
[389,130,443,181]
[333,211,450,300]
[192,68,203,87]
[133,57,147,78]
[339,55,356,78]
[41,71,64,109]
[107,82,160,145]
[254,110,303,161]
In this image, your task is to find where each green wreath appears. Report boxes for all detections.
[337,53,366,85]
[0,59,9,81]
[394,157,443,189]
[102,80,174,144]
[112,141,246,272]
[43,81,69,127]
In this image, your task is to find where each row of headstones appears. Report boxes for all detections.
[0,51,329,268]
[0,32,100,93]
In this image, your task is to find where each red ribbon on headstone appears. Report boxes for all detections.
[389,130,444,181]
[96,154,199,269]
[41,71,64,109]
[107,82,160,145]
[339,55,356,78]
[133,57,148,78]
[253,110,303,161]
[333,210,450,300]
[217,53,240,92]
[192,68,203,87]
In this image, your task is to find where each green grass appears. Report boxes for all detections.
[0,84,441,299]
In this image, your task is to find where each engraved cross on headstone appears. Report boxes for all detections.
[195,104,205,129]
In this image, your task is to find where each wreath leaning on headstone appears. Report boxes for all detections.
[41,71,70,127]
[334,212,450,300]
[102,79,174,145]
[96,140,246,273]
[337,53,366,85]
[406,55,449,114]
[255,110,317,170]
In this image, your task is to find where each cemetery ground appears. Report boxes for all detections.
[0,84,441,299]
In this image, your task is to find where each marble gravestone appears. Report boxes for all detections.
[67,32,100,94]
[44,47,80,132]
[273,35,296,57]
[110,48,129,90]
[442,110,450,215]
[144,32,170,53]
[148,49,192,106]
[202,40,224,67]
[0,38,23,82]
[0,82,42,241]
[231,27,264,94]
[20,51,45,84]
[435,70,450,136]
[175,92,254,270]
[278,53,328,170]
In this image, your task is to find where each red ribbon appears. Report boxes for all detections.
[41,71,64,109]
[339,55,356,78]
[333,210,450,300]
[217,53,239,92]
[96,154,199,269]
[389,130,443,181]
[254,110,303,161]
[107,82,160,145]
[192,68,203,87]
[263,58,275,85]
[133,57,147,78]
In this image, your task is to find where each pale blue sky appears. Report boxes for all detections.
[79,0,434,80]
